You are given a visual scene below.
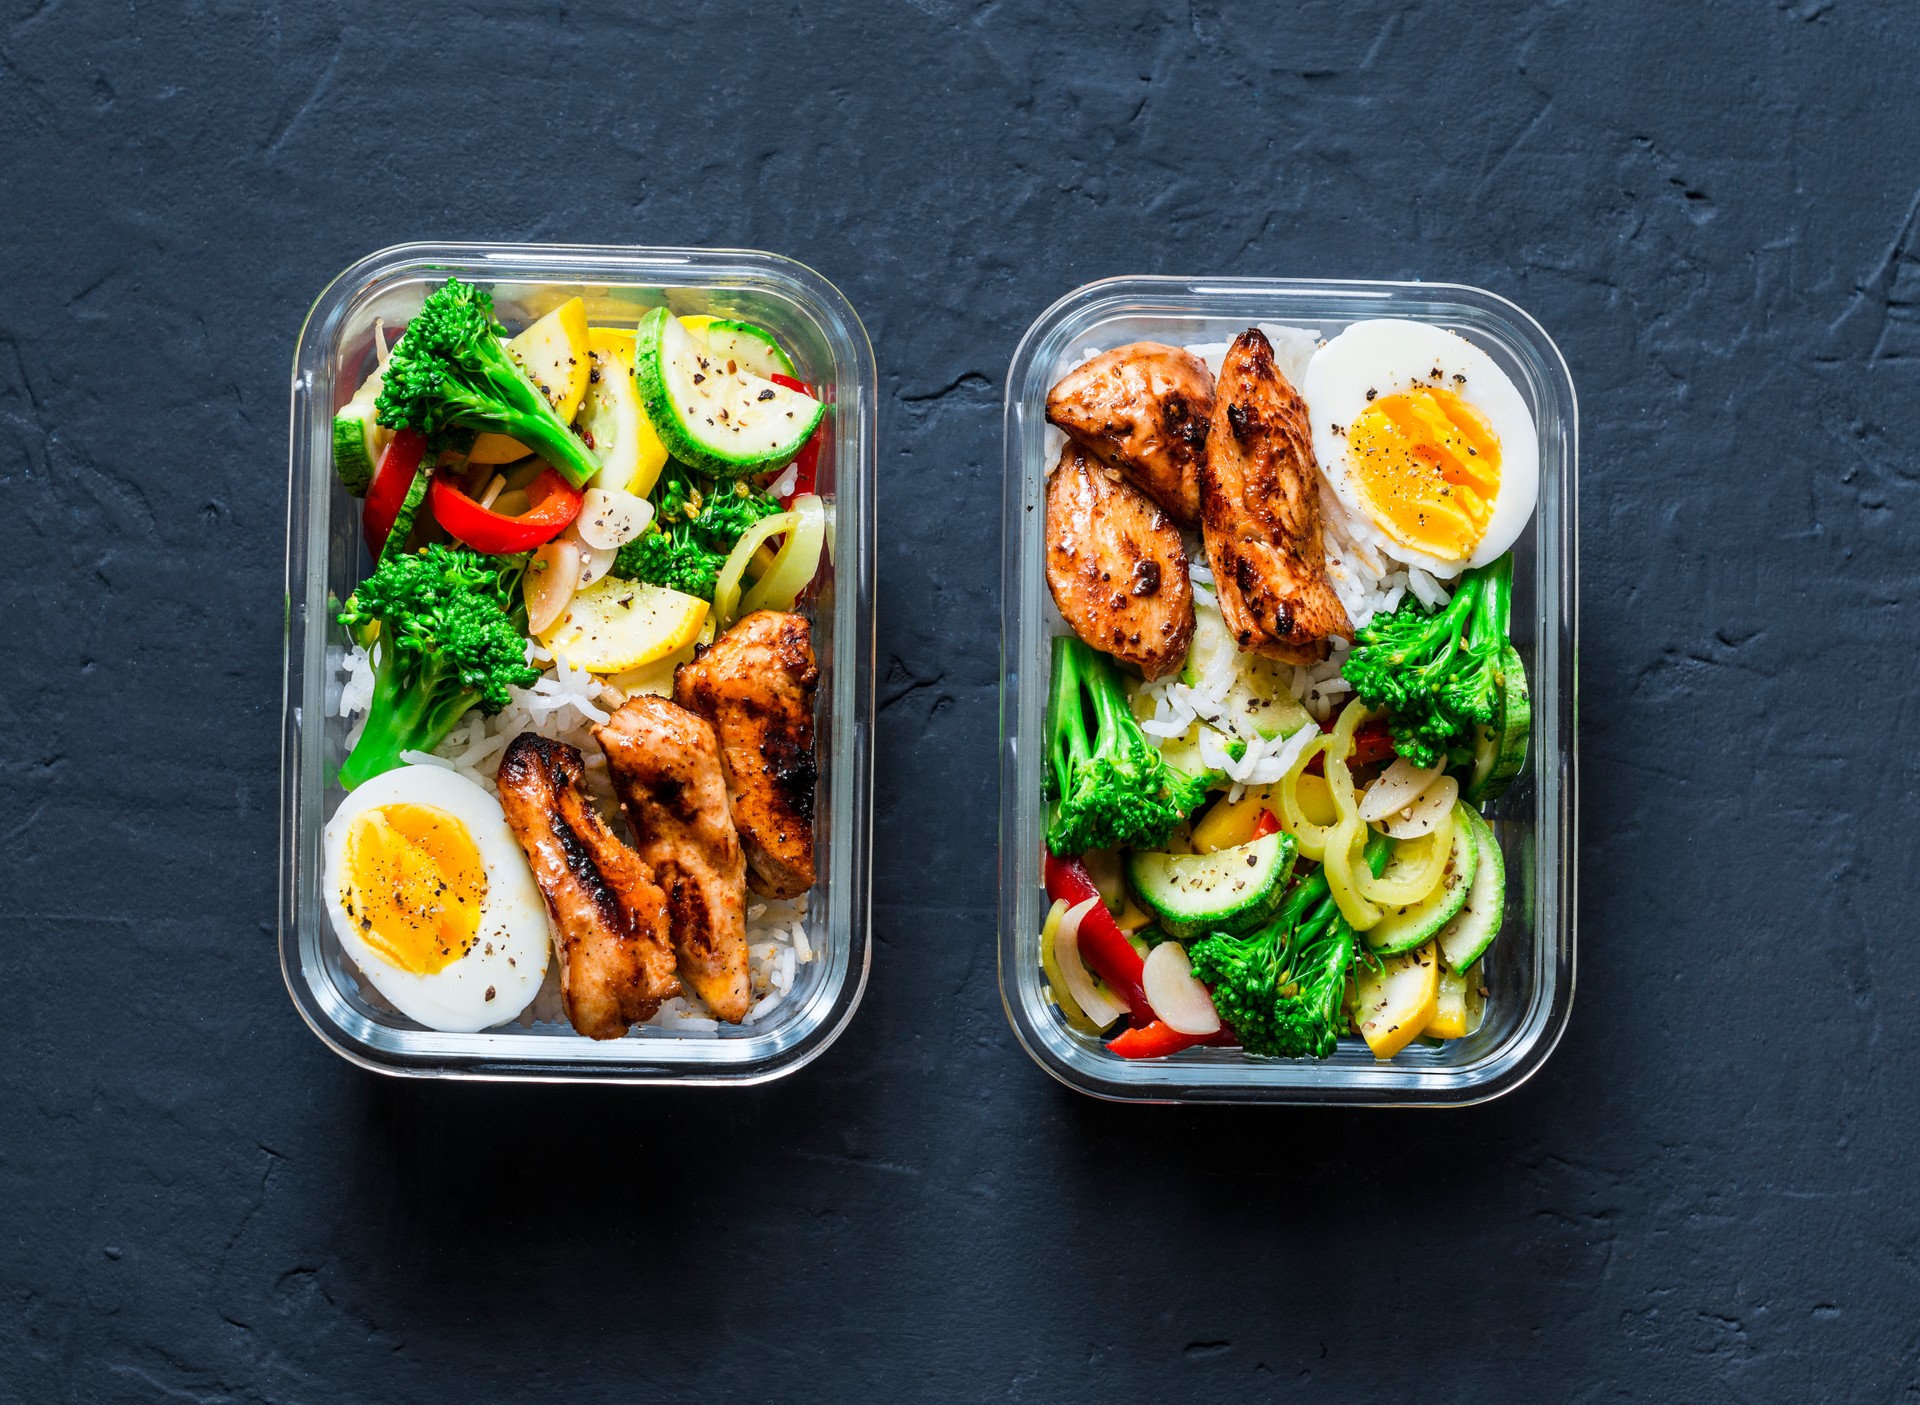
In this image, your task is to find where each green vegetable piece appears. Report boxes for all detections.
[1043,635,1210,857]
[335,544,540,790]
[1127,831,1297,940]
[1342,553,1514,769]
[611,462,782,601]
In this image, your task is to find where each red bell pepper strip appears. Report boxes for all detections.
[770,373,822,505]
[1250,808,1281,840]
[1043,851,1154,1026]
[429,467,582,554]
[1304,717,1396,775]
[1108,1020,1240,1059]
[362,429,427,555]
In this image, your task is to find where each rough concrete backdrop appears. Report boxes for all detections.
[2,0,1915,1400]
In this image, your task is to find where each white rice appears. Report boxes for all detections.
[336,641,814,1037]
[1047,324,1462,790]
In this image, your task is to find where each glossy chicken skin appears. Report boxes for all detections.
[674,611,819,900]
[495,733,680,1039]
[594,697,751,1023]
[1045,442,1195,680]
[1045,341,1213,525]
[1200,328,1352,665]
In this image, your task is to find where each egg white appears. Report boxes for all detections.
[1304,319,1538,576]
[323,764,550,1033]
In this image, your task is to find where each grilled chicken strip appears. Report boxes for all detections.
[594,697,751,1023]
[674,610,819,900]
[1045,442,1195,679]
[496,734,680,1040]
[1046,341,1213,525]
[1200,328,1352,665]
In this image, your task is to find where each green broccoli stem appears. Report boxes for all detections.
[1045,634,1095,796]
[1471,551,1512,647]
[338,646,478,790]
[1385,579,1478,666]
[486,403,603,490]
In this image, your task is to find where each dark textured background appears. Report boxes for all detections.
[3,1,1916,1399]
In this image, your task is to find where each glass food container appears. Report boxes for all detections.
[281,242,875,1083]
[998,276,1576,1105]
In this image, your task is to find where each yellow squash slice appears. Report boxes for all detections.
[575,328,668,497]
[1353,941,1441,1059]
[538,577,708,674]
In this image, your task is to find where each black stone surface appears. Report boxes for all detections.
[4,1,1916,1398]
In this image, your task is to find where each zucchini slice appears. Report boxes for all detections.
[632,307,824,477]
[1362,806,1479,956]
[331,368,390,497]
[701,317,797,380]
[1126,830,1296,940]
[1437,807,1506,972]
[1466,645,1530,802]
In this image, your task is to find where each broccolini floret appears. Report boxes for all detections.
[336,545,539,790]
[1341,553,1515,768]
[613,530,724,599]
[613,464,782,600]
[1044,635,1209,856]
[1188,834,1391,1058]
[374,278,601,487]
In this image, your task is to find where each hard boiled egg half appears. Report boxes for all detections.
[1305,320,1538,576]
[323,764,549,1032]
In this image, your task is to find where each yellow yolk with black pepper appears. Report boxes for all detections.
[338,803,487,974]
[1305,319,1539,573]
[1344,385,1503,561]
[322,764,550,1032]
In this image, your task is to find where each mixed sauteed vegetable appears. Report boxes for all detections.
[1036,319,1537,1062]
[324,279,830,1039]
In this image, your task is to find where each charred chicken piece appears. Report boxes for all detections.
[1045,442,1195,680]
[674,610,819,900]
[1200,328,1352,665]
[594,697,751,1023]
[1045,341,1213,525]
[496,733,680,1040]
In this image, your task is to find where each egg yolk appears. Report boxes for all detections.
[339,803,487,975]
[1346,386,1502,560]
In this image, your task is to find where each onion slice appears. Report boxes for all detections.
[1053,897,1129,1029]
[741,493,826,616]
[712,505,802,626]
[1381,775,1459,838]
[1142,940,1222,1037]
[575,486,654,551]
[525,539,581,636]
[560,522,617,588]
[1359,755,1446,822]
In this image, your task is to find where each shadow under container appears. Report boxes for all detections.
[998,275,1576,1105]
[282,242,876,1083]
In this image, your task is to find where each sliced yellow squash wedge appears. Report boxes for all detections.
[1353,941,1441,1059]
[538,577,708,674]
[575,328,668,497]
[1423,965,1480,1040]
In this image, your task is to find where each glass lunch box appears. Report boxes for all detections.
[997,275,1576,1105]
[280,242,875,1083]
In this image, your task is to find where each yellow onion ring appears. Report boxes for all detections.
[713,506,803,627]
[1356,807,1455,906]
[1278,734,1335,860]
[741,493,826,616]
